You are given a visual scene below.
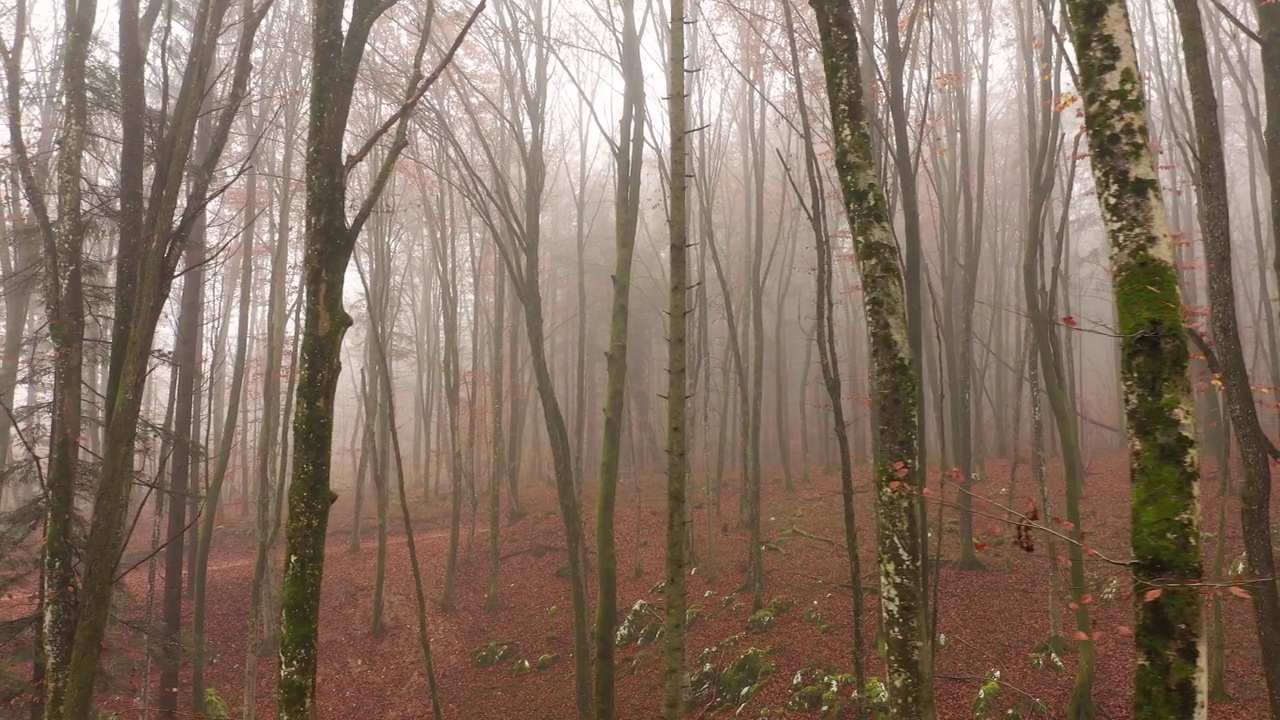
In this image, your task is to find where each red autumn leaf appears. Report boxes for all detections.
[1144,588,1163,602]
[1081,594,1093,605]
[1072,630,1089,640]
[1063,315,1078,327]
[1230,586,1252,599]
[1117,625,1134,637]
[975,543,988,551]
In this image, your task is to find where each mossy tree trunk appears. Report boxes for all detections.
[662,0,689,712]
[1062,0,1205,715]
[10,0,95,710]
[594,1,645,715]
[1171,0,1280,711]
[276,1,481,714]
[810,0,930,715]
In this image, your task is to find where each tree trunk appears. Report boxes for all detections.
[594,1,644,713]
[810,1,930,715]
[157,200,206,720]
[1170,0,1280,712]
[1063,0,1205,714]
[486,252,506,613]
[782,0,864,690]
[662,0,689,711]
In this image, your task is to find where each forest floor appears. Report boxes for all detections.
[2,449,1274,719]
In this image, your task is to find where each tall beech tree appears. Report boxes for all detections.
[276,2,482,714]
[810,0,930,716]
[1063,0,1205,714]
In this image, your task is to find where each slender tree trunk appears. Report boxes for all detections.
[486,254,506,613]
[157,202,206,720]
[594,3,644,714]
[193,175,255,712]
[662,0,689,711]
[782,0,864,690]
[245,106,297,715]
[1170,0,1280,712]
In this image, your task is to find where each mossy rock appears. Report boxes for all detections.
[686,605,704,629]
[691,643,776,712]
[536,653,560,670]
[203,688,232,719]
[471,641,517,668]
[747,609,776,633]
[616,599,661,647]
[787,665,855,718]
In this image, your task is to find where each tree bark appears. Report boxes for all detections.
[594,1,644,714]
[1063,0,1206,714]
[810,0,930,715]
[1171,0,1280,711]
[662,0,689,712]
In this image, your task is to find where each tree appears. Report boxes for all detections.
[810,0,931,716]
[1171,0,1280,711]
[1062,0,1205,714]
[662,0,689,713]
[276,2,482,714]
[593,0,645,714]
[780,0,865,690]
[61,0,268,712]
[1019,9,1096,715]
[1,0,95,710]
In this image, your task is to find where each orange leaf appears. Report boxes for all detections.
[1144,588,1163,602]
[1072,630,1089,640]
[1117,625,1133,637]
[1230,586,1252,599]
